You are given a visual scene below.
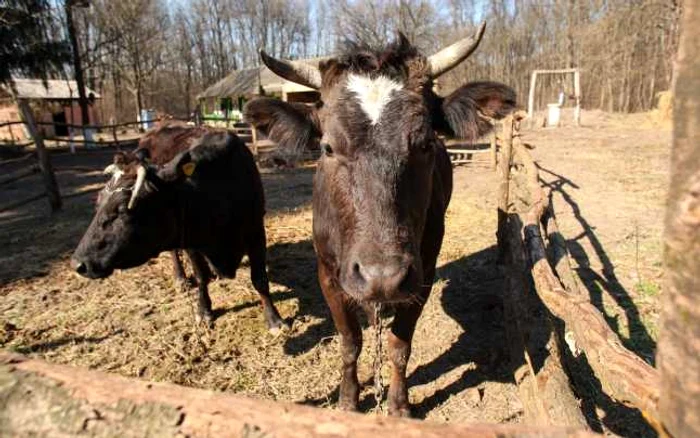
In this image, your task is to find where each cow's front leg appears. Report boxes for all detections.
[247,221,288,334]
[319,262,362,411]
[170,250,188,285]
[387,301,425,417]
[186,250,214,326]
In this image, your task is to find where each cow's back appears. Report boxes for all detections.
[180,131,265,276]
[139,123,209,165]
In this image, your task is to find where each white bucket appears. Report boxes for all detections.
[547,103,561,127]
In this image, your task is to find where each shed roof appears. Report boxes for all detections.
[198,57,327,99]
[3,79,101,100]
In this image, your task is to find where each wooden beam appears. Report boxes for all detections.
[0,352,599,438]
[658,1,700,436]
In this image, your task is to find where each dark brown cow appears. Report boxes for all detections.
[245,23,515,415]
[72,125,287,332]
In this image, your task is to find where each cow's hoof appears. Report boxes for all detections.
[267,318,291,336]
[195,311,214,328]
[175,276,196,289]
[338,400,359,412]
[388,405,412,418]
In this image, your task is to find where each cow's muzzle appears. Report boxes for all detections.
[343,253,417,302]
[71,257,113,279]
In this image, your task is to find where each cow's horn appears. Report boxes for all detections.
[428,21,486,79]
[260,50,322,90]
[128,165,147,210]
[103,163,118,175]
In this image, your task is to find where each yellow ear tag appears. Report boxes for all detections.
[182,162,196,177]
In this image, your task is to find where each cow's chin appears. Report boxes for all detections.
[78,264,115,279]
[343,287,418,305]
[341,277,421,304]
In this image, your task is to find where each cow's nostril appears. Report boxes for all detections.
[352,262,364,281]
[75,262,87,275]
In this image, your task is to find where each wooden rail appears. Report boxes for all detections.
[495,111,661,432]
[0,352,599,437]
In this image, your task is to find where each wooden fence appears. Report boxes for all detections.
[494,111,661,431]
[0,115,263,213]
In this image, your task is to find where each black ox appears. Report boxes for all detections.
[71,126,287,332]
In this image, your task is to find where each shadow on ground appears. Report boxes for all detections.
[537,164,656,364]
[289,241,656,435]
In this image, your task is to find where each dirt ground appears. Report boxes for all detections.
[0,110,670,436]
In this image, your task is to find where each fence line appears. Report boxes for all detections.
[495,111,661,432]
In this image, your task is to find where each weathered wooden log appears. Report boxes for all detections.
[509,141,661,428]
[0,352,599,438]
[541,202,583,296]
[657,2,700,436]
[503,213,588,428]
[499,116,588,428]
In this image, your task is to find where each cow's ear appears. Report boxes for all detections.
[244,98,321,159]
[156,151,192,183]
[433,82,516,140]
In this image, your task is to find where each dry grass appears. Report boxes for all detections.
[0,110,670,434]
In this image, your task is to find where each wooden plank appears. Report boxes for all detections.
[0,352,600,438]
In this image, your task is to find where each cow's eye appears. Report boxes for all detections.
[321,143,334,156]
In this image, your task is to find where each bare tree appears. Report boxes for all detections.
[70,0,680,122]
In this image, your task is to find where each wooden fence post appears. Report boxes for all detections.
[658,1,700,436]
[16,99,61,212]
[496,114,514,260]
[527,71,538,127]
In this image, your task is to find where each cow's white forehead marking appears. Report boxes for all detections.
[346,74,403,124]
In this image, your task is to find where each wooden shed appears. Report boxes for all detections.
[197,58,325,121]
[0,78,100,141]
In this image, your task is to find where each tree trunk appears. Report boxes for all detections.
[0,353,599,438]
[65,2,90,129]
[657,0,700,436]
